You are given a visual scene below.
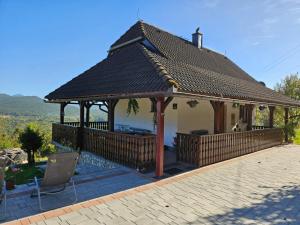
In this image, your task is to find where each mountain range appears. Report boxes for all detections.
[0,93,103,119]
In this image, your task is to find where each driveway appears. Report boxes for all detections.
[6,144,300,225]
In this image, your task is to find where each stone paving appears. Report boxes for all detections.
[4,144,300,225]
[1,152,152,223]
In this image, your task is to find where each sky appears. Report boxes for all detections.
[1,0,300,98]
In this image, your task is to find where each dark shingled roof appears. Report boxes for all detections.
[46,21,300,107]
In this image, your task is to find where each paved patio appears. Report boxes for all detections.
[1,151,152,223]
[4,144,300,225]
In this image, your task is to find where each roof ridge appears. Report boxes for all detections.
[139,20,147,37]
[139,45,179,89]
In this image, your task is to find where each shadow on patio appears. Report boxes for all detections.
[187,183,300,224]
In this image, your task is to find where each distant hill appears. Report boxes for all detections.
[0,93,80,117]
[0,93,106,121]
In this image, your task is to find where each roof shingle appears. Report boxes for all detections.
[46,21,300,107]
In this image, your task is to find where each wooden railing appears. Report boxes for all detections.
[52,123,156,169]
[177,128,283,167]
[83,128,156,169]
[52,123,79,149]
[64,121,108,130]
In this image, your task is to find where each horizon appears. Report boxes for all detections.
[1,0,300,98]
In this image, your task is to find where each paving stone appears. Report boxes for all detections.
[5,145,300,225]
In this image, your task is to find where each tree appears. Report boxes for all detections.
[274,73,300,139]
[19,123,43,165]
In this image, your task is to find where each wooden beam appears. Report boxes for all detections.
[60,102,67,124]
[99,102,108,113]
[210,101,225,134]
[162,97,173,111]
[155,96,165,177]
[268,106,275,128]
[107,99,119,131]
[285,107,289,142]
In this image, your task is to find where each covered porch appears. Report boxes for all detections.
[51,94,288,177]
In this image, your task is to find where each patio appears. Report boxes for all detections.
[5,144,300,225]
[1,151,153,223]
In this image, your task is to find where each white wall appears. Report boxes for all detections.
[114,97,247,147]
[177,98,214,134]
[114,98,178,146]
[115,99,154,132]
[225,102,240,132]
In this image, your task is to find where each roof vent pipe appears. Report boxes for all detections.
[192,27,203,48]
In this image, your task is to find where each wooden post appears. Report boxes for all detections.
[210,101,225,134]
[79,102,85,128]
[155,96,173,177]
[156,96,165,177]
[107,99,119,132]
[77,102,85,150]
[85,102,91,127]
[60,102,67,124]
[245,104,254,131]
[268,106,275,128]
[285,107,289,142]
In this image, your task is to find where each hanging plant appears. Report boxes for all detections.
[127,99,139,116]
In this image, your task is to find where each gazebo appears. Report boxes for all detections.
[46,21,300,177]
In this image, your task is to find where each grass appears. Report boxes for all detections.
[5,163,45,185]
[294,129,300,145]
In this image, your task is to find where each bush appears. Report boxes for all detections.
[19,123,43,165]
[40,143,56,157]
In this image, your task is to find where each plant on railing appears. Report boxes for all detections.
[127,99,139,116]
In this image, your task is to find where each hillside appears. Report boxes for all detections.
[0,93,79,117]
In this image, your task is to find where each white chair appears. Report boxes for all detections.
[33,152,79,211]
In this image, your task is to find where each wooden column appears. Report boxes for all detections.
[85,102,92,127]
[245,104,254,131]
[79,102,85,128]
[60,102,67,124]
[210,101,225,134]
[285,107,289,142]
[156,96,165,177]
[107,99,119,132]
[77,102,85,150]
[268,106,275,128]
[155,96,173,177]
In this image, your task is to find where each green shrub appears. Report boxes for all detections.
[19,123,43,165]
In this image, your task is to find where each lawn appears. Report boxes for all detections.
[5,163,45,185]
[294,129,300,145]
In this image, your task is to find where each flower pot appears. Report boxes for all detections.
[6,180,15,190]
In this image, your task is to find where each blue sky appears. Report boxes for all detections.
[1,0,300,98]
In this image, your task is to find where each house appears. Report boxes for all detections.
[46,21,300,177]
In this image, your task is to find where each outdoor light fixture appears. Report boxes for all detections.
[187,100,199,108]
[259,105,266,111]
[232,102,240,108]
